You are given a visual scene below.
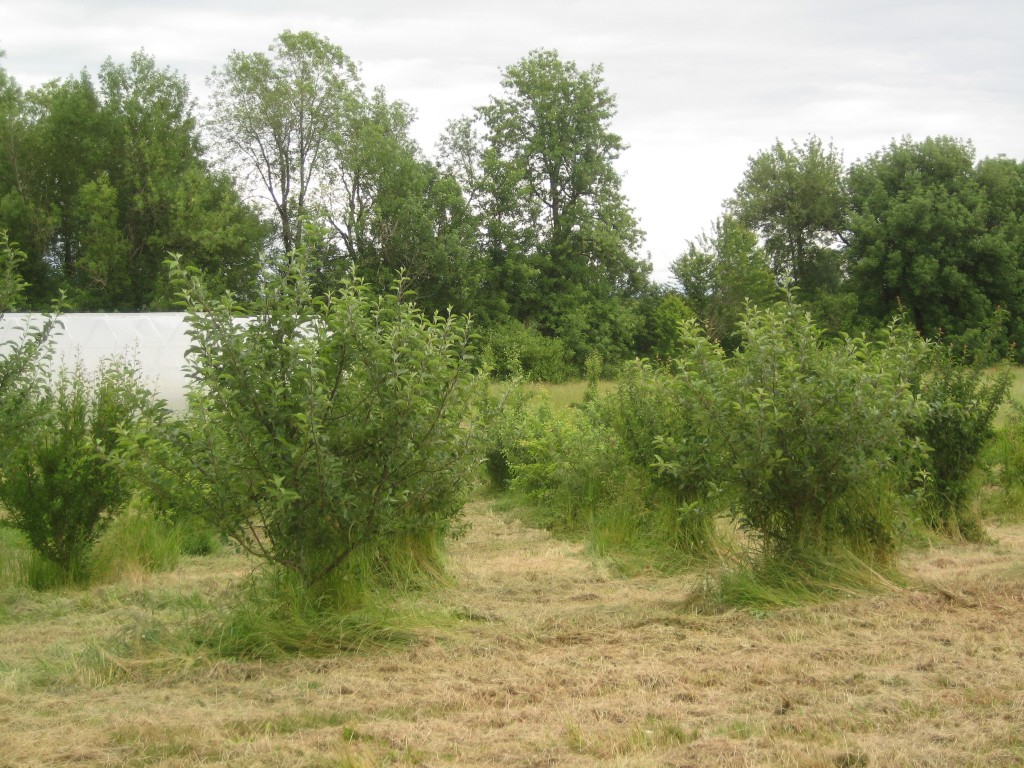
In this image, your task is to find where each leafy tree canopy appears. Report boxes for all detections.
[730,136,847,297]
[672,215,778,352]
[465,49,651,367]
[208,31,482,315]
[0,51,268,309]
[846,135,1024,359]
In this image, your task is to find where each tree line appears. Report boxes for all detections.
[677,136,1024,362]
[2,32,1022,371]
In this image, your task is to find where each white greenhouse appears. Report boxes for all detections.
[0,313,193,410]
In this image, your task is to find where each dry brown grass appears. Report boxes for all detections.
[2,504,1024,767]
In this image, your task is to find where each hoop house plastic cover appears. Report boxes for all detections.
[0,313,192,410]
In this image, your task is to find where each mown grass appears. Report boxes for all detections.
[3,503,1024,767]
[1,370,1021,765]
[519,377,615,409]
[1009,365,1024,401]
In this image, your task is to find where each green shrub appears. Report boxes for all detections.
[131,252,486,597]
[0,307,57,460]
[603,359,716,503]
[483,380,531,490]
[481,320,575,382]
[173,515,223,557]
[0,358,158,584]
[507,399,626,532]
[489,384,714,565]
[657,299,921,560]
[911,346,1012,539]
[635,292,694,362]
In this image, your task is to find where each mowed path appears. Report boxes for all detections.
[2,503,1023,767]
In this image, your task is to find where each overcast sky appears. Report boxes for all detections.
[2,0,1022,281]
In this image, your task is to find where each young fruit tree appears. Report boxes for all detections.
[655,297,923,560]
[0,355,158,583]
[132,252,486,593]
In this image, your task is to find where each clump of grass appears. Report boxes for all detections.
[31,640,132,689]
[201,571,409,660]
[90,510,182,584]
[587,493,723,575]
[200,530,449,659]
[25,589,211,689]
[25,553,79,590]
[0,525,33,589]
[0,526,84,590]
[683,548,903,614]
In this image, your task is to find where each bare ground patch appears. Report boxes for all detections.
[2,503,1023,767]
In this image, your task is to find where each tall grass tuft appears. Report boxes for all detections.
[203,568,417,660]
[684,547,903,614]
[0,525,32,589]
[0,526,89,589]
[199,529,447,659]
[980,401,1024,522]
[89,509,182,584]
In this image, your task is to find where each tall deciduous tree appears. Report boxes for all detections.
[320,87,482,315]
[0,69,100,303]
[0,52,268,309]
[0,58,53,300]
[730,136,847,297]
[470,49,650,366]
[672,215,778,352]
[207,30,360,256]
[209,32,481,314]
[846,136,1024,359]
[96,52,268,307]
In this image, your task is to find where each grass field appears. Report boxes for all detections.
[535,367,1024,413]
[2,500,1024,767]
[1008,365,1024,408]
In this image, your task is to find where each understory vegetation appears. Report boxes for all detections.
[5,337,1018,766]
[0,178,1021,667]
